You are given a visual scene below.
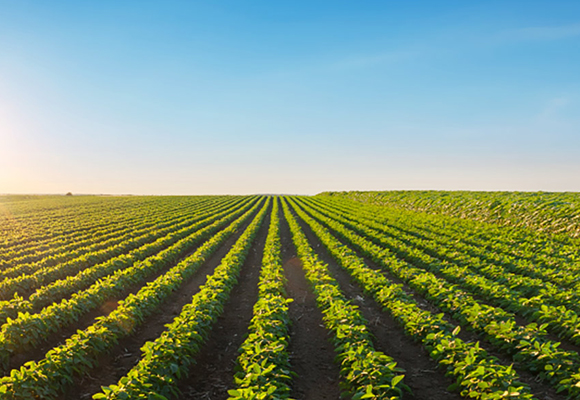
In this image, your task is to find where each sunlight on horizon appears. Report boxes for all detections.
[0,1,579,194]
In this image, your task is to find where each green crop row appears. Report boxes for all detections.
[0,196,138,248]
[296,197,580,398]
[282,198,406,400]
[0,197,216,265]
[306,197,580,347]
[228,197,294,400]
[304,197,580,346]
[289,197,535,400]
[0,196,187,253]
[0,196,192,269]
[0,198,260,372]
[320,191,580,238]
[92,198,270,400]
[0,197,254,327]
[0,197,232,278]
[0,197,239,286]
[311,196,580,286]
[0,198,266,399]
[315,194,579,267]
[324,195,580,294]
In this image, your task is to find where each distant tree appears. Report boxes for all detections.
[66,192,73,196]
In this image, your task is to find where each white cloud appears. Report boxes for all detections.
[503,23,580,42]
[537,96,571,122]
[330,50,419,71]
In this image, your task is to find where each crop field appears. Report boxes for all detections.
[0,192,580,400]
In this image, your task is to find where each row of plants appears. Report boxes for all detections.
[0,196,137,245]
[282,199,407,400]
[0,197,220,266]
[319,196,580,291]
[320,191,580,238]
[0,196,177,252]
[0,197,250,302]
[294,198,580,398]
[91,198,271,400]
[2,196,216,258]
[305,197,580,347]
[0,197,236,279]
[0,196,185,267]
[228,198,294,400]
[312,195,576,275]
[289,197,536,400]
[0,196,220,272]
[0,198,268,399]
[315,195,578,272]
[370,195,576,266]
[2,214,142,270]
[0,197,254,328]
[0,198,262,372]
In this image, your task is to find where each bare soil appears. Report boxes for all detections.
[294,204,569,400]
[279,210,342,400]
[6,198,574,400]
[8,221,242,374]
[63,210,260,399]
[289,206,463,400]
[175,209,271,399]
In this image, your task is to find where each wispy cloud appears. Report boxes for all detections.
[537,96,571,121]
[503,23,580,42]
[330,50,419,71]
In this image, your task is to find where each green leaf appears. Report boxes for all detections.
[391,374,405,387]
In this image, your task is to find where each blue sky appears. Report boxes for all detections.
[1,1,579,194]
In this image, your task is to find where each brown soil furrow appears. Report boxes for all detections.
[311,201,580,354]
[289,206,461,400]
[62,210,260,399]
[10,253,185,372]
[361,243,569,400]
[8,220,248,373]
[278,207,342,400]
[175,207,271,400]
[296,205,570,400]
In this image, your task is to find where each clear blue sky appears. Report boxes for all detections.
[1,1,579,194]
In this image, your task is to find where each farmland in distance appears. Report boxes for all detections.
[0,192,580,399]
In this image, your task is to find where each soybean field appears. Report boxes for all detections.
[1,193,580,400]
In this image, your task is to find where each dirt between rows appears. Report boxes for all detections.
[278,209,342,400]
[288,206,462,400]
[175,207,272,399]
[63,208,261,399]
[8,207,256,374]
[292,203,570,400]
[175,204,343,399]
[19,200,571,400]
[66,203,344,400]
